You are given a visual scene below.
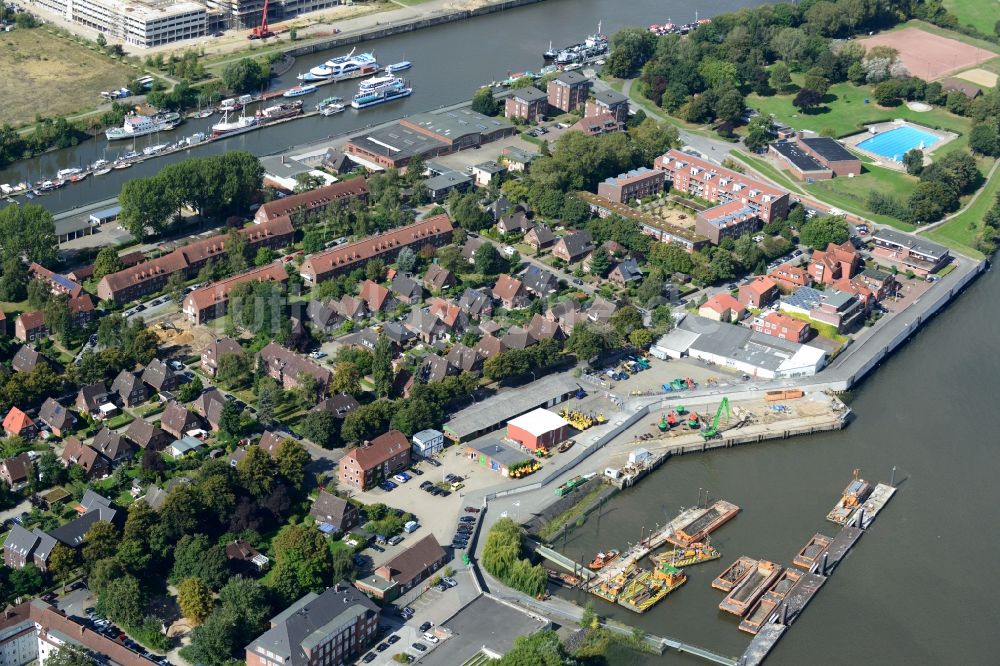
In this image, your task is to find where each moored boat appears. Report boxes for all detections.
[826,469,872,525]
[320,103,345,116]
[143,143,169,156]
[387,61,412,73]
[649,541,721,568]
[57,167,81,179]
[94,167,112,176]
[719,560,782,617]
[792,534,833,570]
[257,101,303,120]
[712,556,757,592]
[351,75,411,109]
[106,112,181,140]
[211,111,259,138]
[283,84,317,98]
[588,548,619,570]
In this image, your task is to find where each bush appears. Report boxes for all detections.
[481,518,546,597]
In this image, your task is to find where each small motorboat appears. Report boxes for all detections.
[589,549,620,570]
[387,61,412,73]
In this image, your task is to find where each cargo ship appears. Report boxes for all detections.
[649,541,720,568]
[257,101,303,120]
[792,534,832,570]
[712,556,757,592]
[739,569,802,634]
[618,563,686,613]
[589,549,619,570]
[544,22,608,65]
[826,469,873,525]
[668,500,740,547]
[720,560,782,616]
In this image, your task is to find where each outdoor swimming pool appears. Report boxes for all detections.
[857,125,940,160]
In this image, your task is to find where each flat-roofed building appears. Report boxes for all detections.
[770,140,832,180]
[696,200,760,245]
[796,135,861,177]
[871,228,951,277]
[596,167,665,204]
[506,408,569,451]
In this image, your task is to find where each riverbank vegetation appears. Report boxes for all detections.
[482,518,547,597]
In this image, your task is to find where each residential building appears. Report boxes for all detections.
[655,149,789,224]
[141,358,177,394]
[76,382,109,417]
[245,584,380,666]
[0,453,32,491]
[0,602,36,666]
[193,389,227,431]
[596,167,665,204]
[301,216,454,284]
[492,275,530,309]
[552,230,595,263]
[571,113,624,137]
[92,429,133,464]
[871,229,951,277]
[738,275,780,308]
[524,224,557,251]
[779,286,864,332]
[411,429,444,458]
[504,86,548,122]
[415,353,451,384]
[608,259,643,287]
[390,273,423,304]
[808,241,861,285]
[201,337,243,377]
[424,170,473,202]
[501,326,535,350]
[309,492,360,534]
[61,437,110,479]
[474,334,506,361]
[428,298,468,333]
[497,210,531,235]
[160,401,201,439]
[14,312,47,343]
[312,394,360,420]
[12,346,50,374]
[547,71,591,112]
[358,280,393,312]
[528,313,564,343]
[695,200,760,245]
[183,263,288,324]
[38,398,74,437]
[254,177,369,224]
[259,342,332,395]
[2,408,35,439]
[110,370,148,407]
[259,431,285,458]
[354,535,446,601]
[752,311,811,343]
[471,161,506,187]
[124,418,171,451]
[423,264,456,292]
[28,263,84,298]
[768,263,812,292]
[446,343,481,374]
[796,135,862,177]
[521,265,559,297]
[853,268,896,301]
[337,430,411,490]
[585,89,629,123]
[97,217,293,304]
[68,295,95,328]
[699,293,746,323]
[458,288,494,319]
[500,146,536,173]
[225,539,270,574]
[507,408,569,451]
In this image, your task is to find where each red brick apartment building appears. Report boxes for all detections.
[504,86,549,123]
[752,311,811,343]
[654,149,790,225]
[338,430,411,490]
[253,177,369,224]
[183,263,288,324]
[596,167,665,204]
[300,215,454,284]
[585,89,629,123]
[547,71,591,112]
[97,217,293,304]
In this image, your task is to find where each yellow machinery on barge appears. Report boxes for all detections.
[617,562,687,613]
[649,541,721,569]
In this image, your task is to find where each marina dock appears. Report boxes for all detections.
[669,500,740,547]
[818,525,863,574]
[852,482,897,529]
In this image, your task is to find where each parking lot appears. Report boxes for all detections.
[54,586,169,664]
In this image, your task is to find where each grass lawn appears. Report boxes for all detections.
[0,300,28,314]
[806,165,920,231]
[942,0,999,34]
[730,151,806,194]
[0,29,137,126]
[926,164,1000,258]
[747,81,972,145]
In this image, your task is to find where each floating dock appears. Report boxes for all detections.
[821,525,864,574]
[791,533,832,570]
[712,556,757,592]
[777,571,826,624]
[852,482,897,529]
[826,472,873,525]
[739,569,801,635]
[719,560,782,616]
[668,500,740,547]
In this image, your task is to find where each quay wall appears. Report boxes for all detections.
[284,0,548,59]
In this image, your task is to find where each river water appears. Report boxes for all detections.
[558,265,1000,664]
[0,0,764,212]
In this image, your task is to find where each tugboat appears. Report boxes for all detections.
[588,548,620,570]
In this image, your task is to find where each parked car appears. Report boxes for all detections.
[392,474,408,484]
[362,653,376,663]
[410,467,423,476]
[420,480,433,489]
[387,535,404,546]
[419,621,432,632]
[378,481,396,492]
[411,643,427,652]
[370,544,385,553]
[423,633,439,644]
[442,577,458,588]
[426,458,442,467]
[376,642,389,652]
[465,507,481,513]
[387,635,401,645]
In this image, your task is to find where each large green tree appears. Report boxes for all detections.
[371,334,393,398]
[97,574,146,628]
[799,214,850,248]
[222,58,269,94]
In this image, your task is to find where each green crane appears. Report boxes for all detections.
[701,397,730,439]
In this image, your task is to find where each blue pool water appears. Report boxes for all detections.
[857,125,940,160]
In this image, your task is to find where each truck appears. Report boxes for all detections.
[403,520,419,534]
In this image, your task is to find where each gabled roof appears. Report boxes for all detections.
[12,346,48,373]
[461,237,486,262]
[556,230,595,260]
[610,259,642,283]
[184,263,288,312]
[527,313,563,341]
[92,428,133,461]
[474,334,507,360]
[701,293,744,315]
[501,326,535,350]
[445,343,480,373]
[378,534,446,587]
[193,389,227,426]
[423,264,455,291]
[428,298,464,329]
[417,353,451,383]
[492,274,525,303]
[204,337,243,365]
[1,452,32,485]
[521,265,558,295]
[77,382,108,412]
[259,431,285,458]
[3,407,34,434]
[259,342,332,386]
[309,491,356,526]
[141,358,175,391]
[60,437,108,477]
[358,280,391,312]
[525,224,555,246]
[312,394,360,418]
[39,398,74,430]
[125,418,169,448]
[161,401,200,434]
[391,273,422,300]
[256,177,368,222]
[111,370,146,398]
[457,288,492,318]
[3,524,39,559]
[341,430,410,470]
[16,310,47,333]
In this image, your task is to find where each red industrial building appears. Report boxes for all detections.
[506,408,569,451]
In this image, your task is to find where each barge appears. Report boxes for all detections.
[590,564,635,603]
[649,541,720,568]
[853,482,897,529]
[826,469,872,525]
[668,499,740,546]
[739,569,802,634]
[720,560,783,616]
[618,563,686,613]
[792,534,833,570]
[712,556,757,592]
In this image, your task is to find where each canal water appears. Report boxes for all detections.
[558,265,1000,664]
[0,0,765,212]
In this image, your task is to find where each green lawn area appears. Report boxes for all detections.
[926,164,999,259]
[747,81,972,146]
[730,151,806,194]
[942,0,999,34]
[806,165,920,231]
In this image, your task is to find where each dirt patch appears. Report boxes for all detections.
[0,29,136,126]
[955,67,999,87]
[906,101,931,112]
[858,28,996,81]
[150,315,218,359]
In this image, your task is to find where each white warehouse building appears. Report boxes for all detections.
[653,314,827,380]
